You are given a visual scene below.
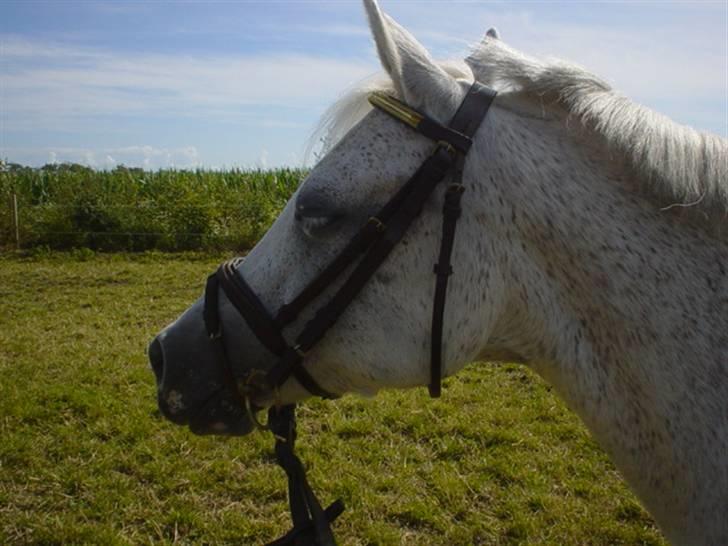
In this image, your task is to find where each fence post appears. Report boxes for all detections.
[11,193,20,250]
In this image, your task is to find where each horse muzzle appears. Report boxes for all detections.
[148,300,259,436]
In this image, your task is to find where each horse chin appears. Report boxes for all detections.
[186,395,258,437]
[188,418,255,436]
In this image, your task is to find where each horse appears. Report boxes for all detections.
[148,1,728,544]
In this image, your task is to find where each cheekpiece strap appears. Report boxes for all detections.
[427,82,497,398]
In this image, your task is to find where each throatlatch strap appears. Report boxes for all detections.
[429,174,465,398]
[266,405,344,546]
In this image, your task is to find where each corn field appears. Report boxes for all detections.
[0,163,304,252]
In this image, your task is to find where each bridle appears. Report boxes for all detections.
[202,82,496,545]
[203,81,496,401]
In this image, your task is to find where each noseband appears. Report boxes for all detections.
[202,82,496,545]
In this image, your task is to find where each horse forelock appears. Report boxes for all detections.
[307,61,472,161]
[312,36,727,239]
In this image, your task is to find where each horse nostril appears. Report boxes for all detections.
[148,337,165,384]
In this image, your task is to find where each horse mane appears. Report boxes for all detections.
[312,37,728,238]
[467,37,728,239]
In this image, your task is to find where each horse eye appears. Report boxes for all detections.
[296,212,343,239]
[294,193,345,238]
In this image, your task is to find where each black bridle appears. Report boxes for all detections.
[202,82,496,545]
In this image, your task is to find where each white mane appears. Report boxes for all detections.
[313,36,728,238]
[468,37,728,238]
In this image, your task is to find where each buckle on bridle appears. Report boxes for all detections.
[240,370,288,440]
[244,397,289,443]
[367,216,386,232]
[244,395,272,433]
[437,140,456,156]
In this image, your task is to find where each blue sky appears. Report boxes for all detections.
[1,1,726,169]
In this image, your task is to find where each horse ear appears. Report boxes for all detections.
[362,0,403,96]
[465,26,501,74]
[362,0,460,120]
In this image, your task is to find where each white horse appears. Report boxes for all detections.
[150,1,728,544]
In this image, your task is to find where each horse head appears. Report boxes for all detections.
[149,0,508,435]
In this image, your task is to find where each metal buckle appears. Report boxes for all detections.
[367,216,386,232]
[244,394,272,433]
[437,140,456,156]
[240,371,289,441]
[244,396,287,442]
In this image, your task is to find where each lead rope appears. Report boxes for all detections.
[265,405,345,546]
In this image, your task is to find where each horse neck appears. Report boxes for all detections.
[473,110,728,545]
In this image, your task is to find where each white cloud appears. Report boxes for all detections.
[505,23,725,102]
[7,13,717,132]
[1,3,724,169]
[288,23,370,38]
[369,3,725,109]
[257,148,269,169]
[3,145,201,169]
[1,36,376,132]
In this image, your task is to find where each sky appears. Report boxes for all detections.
[1,0,726,170]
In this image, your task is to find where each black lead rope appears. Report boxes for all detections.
[266,405,345,546]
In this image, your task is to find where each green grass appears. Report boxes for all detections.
[0,252,667,545]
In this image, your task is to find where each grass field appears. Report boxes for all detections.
[0,252,667,545]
